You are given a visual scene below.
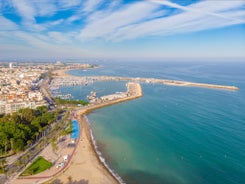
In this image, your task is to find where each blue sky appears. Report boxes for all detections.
[0,0,245,61]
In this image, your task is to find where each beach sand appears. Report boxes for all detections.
[52,69,71,78]
[50,109,119,184]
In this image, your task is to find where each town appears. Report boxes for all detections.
[0,62,95,114]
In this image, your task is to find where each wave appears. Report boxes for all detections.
[84,115,126,184]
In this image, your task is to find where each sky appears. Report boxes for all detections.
[0,0,245,61]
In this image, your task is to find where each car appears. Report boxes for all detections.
[63,155,69,161]
[56,162,64,169]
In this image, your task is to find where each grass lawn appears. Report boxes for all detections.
[21,156,52,176]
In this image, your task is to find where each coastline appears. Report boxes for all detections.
[82,115,124,184]
[51,108,120,184]
[49,67,238,183]
[51,82,142,184]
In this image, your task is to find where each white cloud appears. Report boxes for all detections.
[58,0,82,9]
[82,0,104,13]
[67,15,81,23]
[104,0,245,41]
[11,0,57,20]
[0,16,18,31]
[11,0,36,22]
[79,1,161,40]
[0,30,99,59]
[0,42,93,60]
[9,0,58,31]
[153,0,245,21]
[48,31,75,43]
[33,0,57,17]
[1,0,245,59]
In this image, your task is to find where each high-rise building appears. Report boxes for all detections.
[9,62,13,69]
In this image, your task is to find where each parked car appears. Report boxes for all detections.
[56,162,64,168]
[63,155,69,161]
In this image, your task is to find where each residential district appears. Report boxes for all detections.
[0,62,93,114]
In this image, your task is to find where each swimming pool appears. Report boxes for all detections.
[71,120,79,139]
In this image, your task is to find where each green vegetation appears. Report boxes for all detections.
[60,121,72,136]
[54,97,88,106]
[20,156,52,176]
[0,158,6,173]
[0,106,57,156]
[39,73,46,79]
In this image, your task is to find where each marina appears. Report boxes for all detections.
[51,75,239,91]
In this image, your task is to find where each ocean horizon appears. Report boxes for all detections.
[61,61,245,184]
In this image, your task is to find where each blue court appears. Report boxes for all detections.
[71,120,79,139]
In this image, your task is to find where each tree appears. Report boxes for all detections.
[50,137,59,154]
[10,138,14,153]
[19,108,35,124]
[13,139,25,152]
[35,106,48,116]
[0,107,58,155]
[11,112,21,124]
[0,131,8,156]
[0,158,6,173]
[4,139,9,155]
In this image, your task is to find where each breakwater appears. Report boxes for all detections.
[51,75,239,91]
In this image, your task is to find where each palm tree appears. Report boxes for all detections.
[4,139,9,155]
[50,137,59,154]
[10,138,14,153]
[0,158,6,173]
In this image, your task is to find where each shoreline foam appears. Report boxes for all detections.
[51,108,120,184]
[85,116,125,184]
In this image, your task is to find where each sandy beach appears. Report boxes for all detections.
[52,69,72,78]
[49,109,119,184]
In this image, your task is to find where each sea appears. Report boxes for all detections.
[59,60,245,184]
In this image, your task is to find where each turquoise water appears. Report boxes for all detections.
[71,120,79,139]
[66,61,245,184]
